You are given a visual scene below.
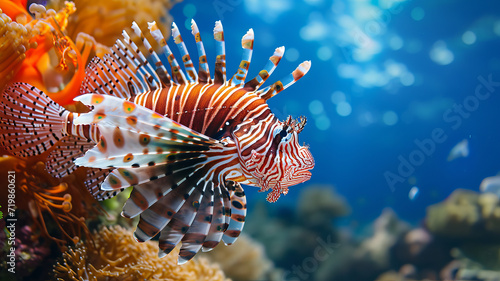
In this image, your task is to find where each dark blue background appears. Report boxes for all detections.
[169,0,500,226]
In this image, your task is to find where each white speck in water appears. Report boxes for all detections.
[409,186,419,200]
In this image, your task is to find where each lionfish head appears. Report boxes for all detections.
[232,115,315,203]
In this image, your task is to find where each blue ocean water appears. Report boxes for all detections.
[170,0,500,226]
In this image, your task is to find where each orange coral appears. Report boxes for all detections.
[0,6,36,93]
[0,1,101,105]
[53,225,230,281]
[0,155,101,249]
[48,0,182,47]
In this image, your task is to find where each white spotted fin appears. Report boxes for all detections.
[73,94,246,264]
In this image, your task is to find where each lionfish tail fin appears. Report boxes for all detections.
[46,136,94,178]
[244,46,284,91]
[259,60,311,100]
[0,83,66,157]
[85,168,121,201]
[213,21,226,84]
[229,28,254,87]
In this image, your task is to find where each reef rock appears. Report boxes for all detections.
[426,189,500,240]
[315,208,410,281]
[200,233,274,281]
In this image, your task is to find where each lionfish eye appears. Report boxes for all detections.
[279,129,288,138]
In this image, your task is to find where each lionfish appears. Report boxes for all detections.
[0,19,314,263]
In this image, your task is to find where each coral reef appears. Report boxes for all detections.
[245,185,350,269]
[422,189,500,278]
[297,184,351,229]
[53,225,230,281]
[0,154,100,249]
[0,219,51,280]
[390,227,453,278]
[426,189,500,239]
[200,233,273,281]
[315,208,411,281]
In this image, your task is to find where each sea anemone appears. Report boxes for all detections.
[53,225,230,281]
[0,1,102,106]
[0,7,36,93]
[48,0,182,48]
[0,155,100,249]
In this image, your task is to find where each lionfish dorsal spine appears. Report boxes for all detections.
[190,19,211,83]
[118,31,159,91]
[229,28,254,87]
[147,21,188,85]
[259,60,311,100]
[171,22,198,83]
[243,46,284,91]
[213,20,226,84]
[130,21,172,88]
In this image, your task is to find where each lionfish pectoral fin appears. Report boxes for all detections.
[222,181,247,245]
[0,83,67,158]
[72,94,235,258]
[157,179,206,258]
[178,181,214,263]
[201,185,227,252]
[45,136,94,178]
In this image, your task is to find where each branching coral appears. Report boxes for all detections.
[53,225,230,281]
[200,233,273,281]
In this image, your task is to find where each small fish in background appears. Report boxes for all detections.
[479,176,500,196]
[447,139,469,161]
[408,186,419,201]
[0,19,315,263]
